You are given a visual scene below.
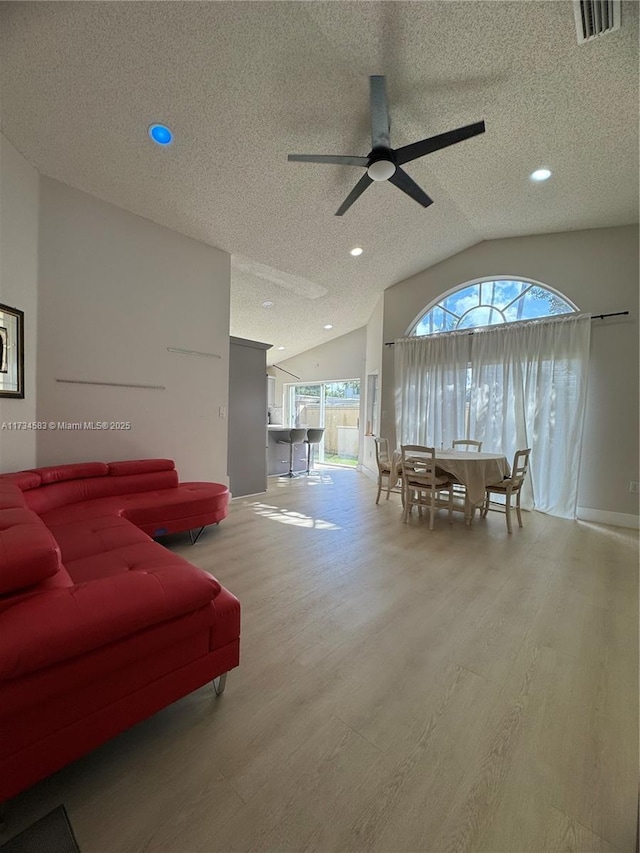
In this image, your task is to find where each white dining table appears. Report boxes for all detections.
[391,448,510,522]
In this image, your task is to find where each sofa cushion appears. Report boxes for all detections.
[121,482,229,527]
[63,540,199,584]
[0,482,27,511]
[39,483,228,538]
[46,515,152,564]
[0,564,221,680]
[0,508,43,532]
[29,463,109,485]
[25,470,179,515]
[0,564,74,616]
[0,472,42,491]
[108,459,174,476]
[0,510,61,595]
[38,497,131,526]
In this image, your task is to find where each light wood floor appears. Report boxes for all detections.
[6,468,638,852]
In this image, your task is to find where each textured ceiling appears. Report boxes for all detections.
[1,1,638,364]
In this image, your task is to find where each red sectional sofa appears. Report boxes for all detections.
[0,459,239,805]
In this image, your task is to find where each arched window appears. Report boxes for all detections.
[410,278,577,337]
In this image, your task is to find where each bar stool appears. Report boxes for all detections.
[277,428,307,477]
[304,428,325,474]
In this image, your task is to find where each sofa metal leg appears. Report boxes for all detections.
[213,672,227,696]
[189,526,206,545]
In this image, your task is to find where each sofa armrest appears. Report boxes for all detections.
[0,565,221,680]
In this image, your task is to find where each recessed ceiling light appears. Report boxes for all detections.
[262,301,274,308]
[530,168,552,182]
[350,247,363,257]
[323,324,333,330]
[148,123,173,146]
[277,346,285,350]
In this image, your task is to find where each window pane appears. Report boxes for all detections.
[366,374,378,435]
[504,286,573,322]
[458,306,503,329]
[291,384,320,427]
[440,284,480,317]
[288,381,360,467]
[324,381,360,467]
[415,306,456,336]
[480,280,529,309]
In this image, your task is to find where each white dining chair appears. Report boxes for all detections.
[374,437,401,504]
[401,445,454,530]
[481,448,531,533]
[452,439,483,451]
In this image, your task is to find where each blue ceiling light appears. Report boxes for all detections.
[148,123,173,146]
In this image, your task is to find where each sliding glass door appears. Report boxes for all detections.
[286,380,360,466]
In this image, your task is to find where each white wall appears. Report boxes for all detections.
[37,178,231,483]
[271,326,366,399]
[271,327,366,463]
[379,226,639,520]
[0,132,39,470]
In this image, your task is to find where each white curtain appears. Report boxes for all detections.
[394,314,591,519]
[469,314,591,517]
[394,331,471,448]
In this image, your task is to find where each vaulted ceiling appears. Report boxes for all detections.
[1,1,637,363]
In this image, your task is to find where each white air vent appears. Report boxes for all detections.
[574,0,621,44]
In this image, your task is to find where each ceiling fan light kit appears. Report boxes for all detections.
[288,75,486,216]
[367,158,396,181]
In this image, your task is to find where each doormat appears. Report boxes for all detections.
[0,805,80,853]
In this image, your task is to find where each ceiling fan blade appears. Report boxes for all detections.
[335,173,373,216]
[288,154,368,167]
[369,75,391,149]
[388,168,433,208]
[395,120,486,166]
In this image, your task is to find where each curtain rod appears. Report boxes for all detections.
[383,311,630,346]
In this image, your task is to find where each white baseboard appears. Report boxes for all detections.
[576,506,639,530]
[230,490,267,501]
[361,464,378,483]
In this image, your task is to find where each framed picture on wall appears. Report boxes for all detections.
[0,303,24,398]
